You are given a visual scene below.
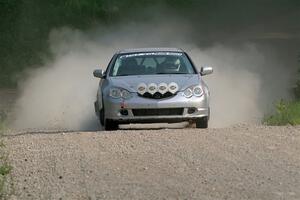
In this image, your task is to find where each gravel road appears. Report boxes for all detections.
[3,125,300,200]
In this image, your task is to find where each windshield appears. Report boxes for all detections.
[109,52,196,76]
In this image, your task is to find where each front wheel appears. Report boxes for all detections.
[101,103,118,130]
[99,108,104,126]
[195,117,208,129]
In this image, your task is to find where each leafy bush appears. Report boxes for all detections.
[264,100,300,125]
[265,54,300,126]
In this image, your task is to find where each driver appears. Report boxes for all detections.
[158,56,181,73]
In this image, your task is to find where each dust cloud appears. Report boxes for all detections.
[13,28,114,130]
[13,24,294,130]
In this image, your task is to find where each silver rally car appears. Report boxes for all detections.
[93,48,213,130]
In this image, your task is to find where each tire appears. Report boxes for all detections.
[195,117,208,129]
[100,108,104,126]
[104,119,119,131]
[102,104,118,130]
[94,101,99,117]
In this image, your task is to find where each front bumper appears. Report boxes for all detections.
[103,92,209,123]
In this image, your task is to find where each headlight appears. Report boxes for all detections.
[109,88,132,99]
[183,88,193,98]
[121,89,131,99]
[183,85,203,98]
[110,88,121,98]
[193,86,203,97]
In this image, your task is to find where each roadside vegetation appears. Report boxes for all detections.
[264,100,300,125]
[264,56,300,126]
[0,111,7,132]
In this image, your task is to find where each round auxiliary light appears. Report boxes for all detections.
[137,83,147,95]
[168,82,179,94]
[158,83,168,94]
[148,83,158,95]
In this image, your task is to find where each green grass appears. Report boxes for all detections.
[0,123,6,135]
[0,145,12,199]
[264,100,300,126]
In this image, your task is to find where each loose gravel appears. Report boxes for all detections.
[4,125,300,200]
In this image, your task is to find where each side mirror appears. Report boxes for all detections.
[93,69,105,78]
[200,66,213,76]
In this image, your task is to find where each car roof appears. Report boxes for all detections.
[117,48,184,54]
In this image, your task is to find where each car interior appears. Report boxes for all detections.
[116,56,189,76]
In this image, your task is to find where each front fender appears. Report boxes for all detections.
[96,79,106,111]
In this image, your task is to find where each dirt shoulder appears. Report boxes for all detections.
[3,125,300,200]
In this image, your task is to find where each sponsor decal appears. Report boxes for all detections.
[120,52,183,59]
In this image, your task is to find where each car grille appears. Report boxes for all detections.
[132,108,184,116]
[138,92,176,99]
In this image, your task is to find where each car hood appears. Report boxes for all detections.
[108,74,201,92]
